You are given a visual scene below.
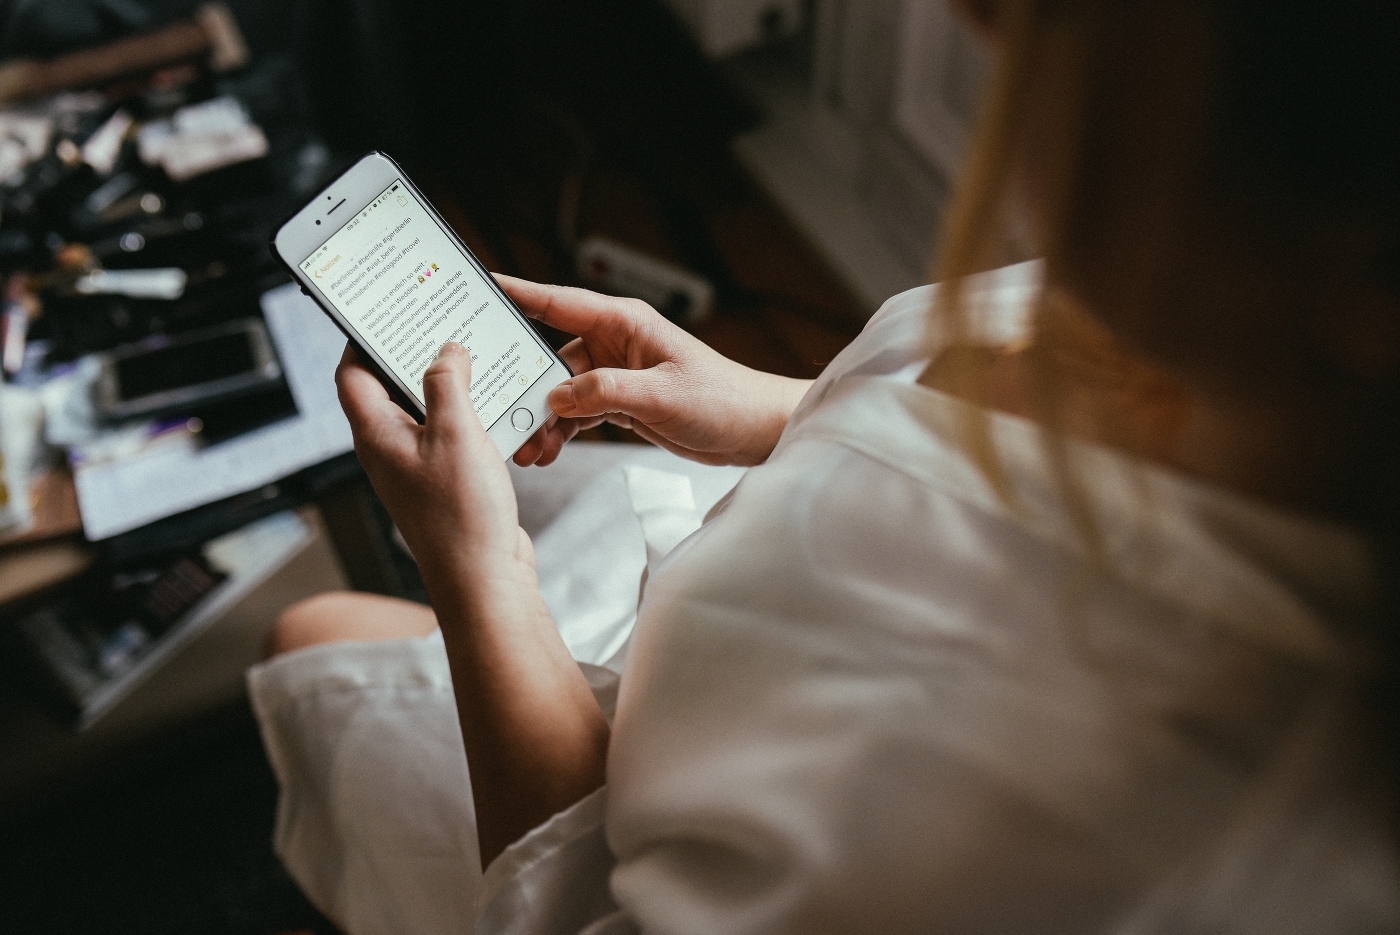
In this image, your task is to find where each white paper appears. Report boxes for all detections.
[172,95,252,136]
[0,112,53,182]
[73,284,354,540]
[137,119,174,165]
[82,109,133,176]
[160,124,268,182]
[75,268,188,300]
[138,99,268,181]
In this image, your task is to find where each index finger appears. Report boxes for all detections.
[493,273,642,339]
[335,344,417,439]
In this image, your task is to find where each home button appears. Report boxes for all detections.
[510,407,534,432]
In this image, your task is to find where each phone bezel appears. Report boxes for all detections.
[270,152,570,461]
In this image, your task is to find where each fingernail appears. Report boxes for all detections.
[438,341,466,358]
[547,381,575,414]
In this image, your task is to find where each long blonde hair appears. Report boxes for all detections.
[934,0,1400,788]
[930,0,1103,542]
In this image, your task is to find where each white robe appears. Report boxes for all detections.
[249,261,1398,934]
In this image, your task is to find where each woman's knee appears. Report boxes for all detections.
[265,591,438,658]
[266,591,356,657]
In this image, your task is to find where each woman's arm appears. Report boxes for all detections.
[496,275,813,468]
[333,277,811,864]
[427,537,610,863]
[336,344,609,865]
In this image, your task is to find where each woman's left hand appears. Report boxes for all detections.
[334,341,529,591]
[334,341,610,865]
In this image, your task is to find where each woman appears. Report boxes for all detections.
[250,0,1400,931]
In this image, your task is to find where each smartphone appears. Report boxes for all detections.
[95,318,282,421]
[270,152,569,460]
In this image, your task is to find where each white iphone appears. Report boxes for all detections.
[271,151,570,460]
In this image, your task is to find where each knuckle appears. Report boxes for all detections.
[539,289,561,320]
[623,297,654,322]
[585,369,615,405]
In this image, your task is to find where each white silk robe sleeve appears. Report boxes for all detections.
[477,259,1395,934]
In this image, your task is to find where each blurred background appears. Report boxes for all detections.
[0,1,986,931]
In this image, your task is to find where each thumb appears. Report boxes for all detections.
[549,367,673,424]
[421,342,476,431]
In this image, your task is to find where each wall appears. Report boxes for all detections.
[733,0,989,314]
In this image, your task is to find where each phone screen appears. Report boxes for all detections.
[117,331,256,400]
[300,180,553,427]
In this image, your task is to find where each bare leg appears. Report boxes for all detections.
[266,591,438,657]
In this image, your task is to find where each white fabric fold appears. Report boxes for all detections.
[622,465,700,566]
[249,443,736,935]
[253,261,1395,935]
[249,630,480,935]
[475,788,620,935]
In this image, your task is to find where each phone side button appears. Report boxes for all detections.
[510,407,534,432]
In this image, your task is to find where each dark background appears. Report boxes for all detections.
[0,1,861,932]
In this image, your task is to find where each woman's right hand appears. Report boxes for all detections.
[496,275,812,468]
